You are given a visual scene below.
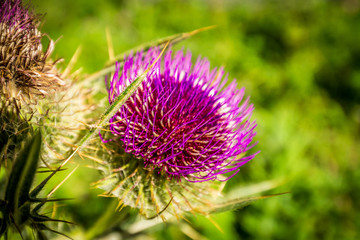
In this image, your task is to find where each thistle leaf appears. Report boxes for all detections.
[4,131,41,215]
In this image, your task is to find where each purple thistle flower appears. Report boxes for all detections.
[106,48,257,182]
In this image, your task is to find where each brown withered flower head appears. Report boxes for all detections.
[0,0,64,114]
[0,0,69,168]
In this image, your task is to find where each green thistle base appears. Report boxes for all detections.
[93,140,223,219]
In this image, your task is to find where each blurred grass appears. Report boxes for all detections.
[33,0,360,239]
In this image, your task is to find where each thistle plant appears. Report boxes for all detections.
[0,1,284,239]
[93,47,258,218]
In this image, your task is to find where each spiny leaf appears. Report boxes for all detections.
[4,131,41,214]
[206,192,289,214]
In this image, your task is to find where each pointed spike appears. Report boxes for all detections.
[30,168,60,199]
[35,223,73,240]
[36,168,67,173]
[31,214,74,225]
[61,46,82,78]
[31,198,72,215]
[29,198,73,203]
[31,202,46,214]
[106,27,115,62]
[146,197,173,220]
[47,165,79,198]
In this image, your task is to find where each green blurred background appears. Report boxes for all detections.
[33,0,360,239]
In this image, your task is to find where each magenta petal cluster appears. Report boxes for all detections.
[106,48,257,182]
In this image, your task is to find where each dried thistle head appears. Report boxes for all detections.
[0,0,65,114]
[93,48,258,218]
[0,1,90,169]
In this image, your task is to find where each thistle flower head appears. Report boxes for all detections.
[0,0,64,113]
[106,48,257,182]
